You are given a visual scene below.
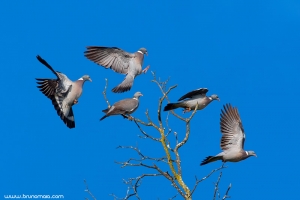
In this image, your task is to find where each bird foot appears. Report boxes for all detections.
[142,65,150,74]
[128,116,134,121]
[73,99,78,105]
[183,107,191,113]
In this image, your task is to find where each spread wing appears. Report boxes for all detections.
[178,88,208,101]
[36,55,75,128]
[220,104,245,151]
[84,46,134,74]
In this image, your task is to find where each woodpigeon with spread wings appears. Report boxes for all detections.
[35,55,92,129]
[200,104,257,166]
[164,88,219,113]
[84,46,149,93]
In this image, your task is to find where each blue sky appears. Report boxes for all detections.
[1,0,300,199]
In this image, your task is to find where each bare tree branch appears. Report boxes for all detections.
[222,183,232,200]
[133,119,160,142]
[189,164,226,198]
[110,174,163,200]
[102,78,111,108]
[84,179,97,200]
[115,145,168,166]
[213,172,223,200]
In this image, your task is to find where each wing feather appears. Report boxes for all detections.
[178,88,208,101]
[84,46,133,74]
[220,104,245,151]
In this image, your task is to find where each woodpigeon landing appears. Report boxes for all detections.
[100,92,143,121]
[84,46,149,93]
[35,55,92,129]
[200,104,257,166]
[164,88,219,113]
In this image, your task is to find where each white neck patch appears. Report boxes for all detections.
[245,151,249,156]
[137,50,143,54]
[78,77,83,80]
[208,97,212,100]
[133,97,138,100]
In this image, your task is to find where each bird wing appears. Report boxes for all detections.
[36,55,75,128]
[108,98,138,114]
[84,46,134,74]
[53,92,75,128]
[220,104,245,151]
[178,88,208,101]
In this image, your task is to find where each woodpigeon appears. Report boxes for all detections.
[100,92,143,121]
[164,88,219,113]
[84,46,149,93]
[200,104,257,166]
[35,55,92,129]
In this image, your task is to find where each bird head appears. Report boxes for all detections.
[81,75,92,82]
[247,151,257,157]
[138,48,148,56]
[211,94,220,101]
[133,91,143,99]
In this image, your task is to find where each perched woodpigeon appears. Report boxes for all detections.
[200,104,257,166]
[100,92,143,121]
[84,46,149,93]
[35,55,92,129]
[164,88,219,113]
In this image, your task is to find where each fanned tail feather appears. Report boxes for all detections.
[200,156,221,166]
[112,76,134,93]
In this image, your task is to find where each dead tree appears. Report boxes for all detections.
[86,72,231,200]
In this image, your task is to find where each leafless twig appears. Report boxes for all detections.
[222,183,232,200]
[133,119,160,142]
[102,79,111,108]
[110,174,162,200]
[115,145,168,168]
[84,179,97,200]
[189,164,227,198]
[213,172,223,200]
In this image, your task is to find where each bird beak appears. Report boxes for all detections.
[88,78,92,82]
[217,98,220,102]
[145,52,148,56]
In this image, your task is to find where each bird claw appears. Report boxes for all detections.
[73,99,78,105]
[183,107,191,113]
[142,65,150,74]
[128,116,134,121]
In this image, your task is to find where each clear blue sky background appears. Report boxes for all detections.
[1,1,299,199]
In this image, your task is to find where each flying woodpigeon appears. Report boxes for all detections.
[84,46,149,93]
[164,88,219,113]
[35,55,92,129]
[200,104,257,166]
[100,92,143,121]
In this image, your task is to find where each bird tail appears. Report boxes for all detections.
[200,156,221,166]
[100,115,107,121]
[164,103,180,111]
[112,75,134,93]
